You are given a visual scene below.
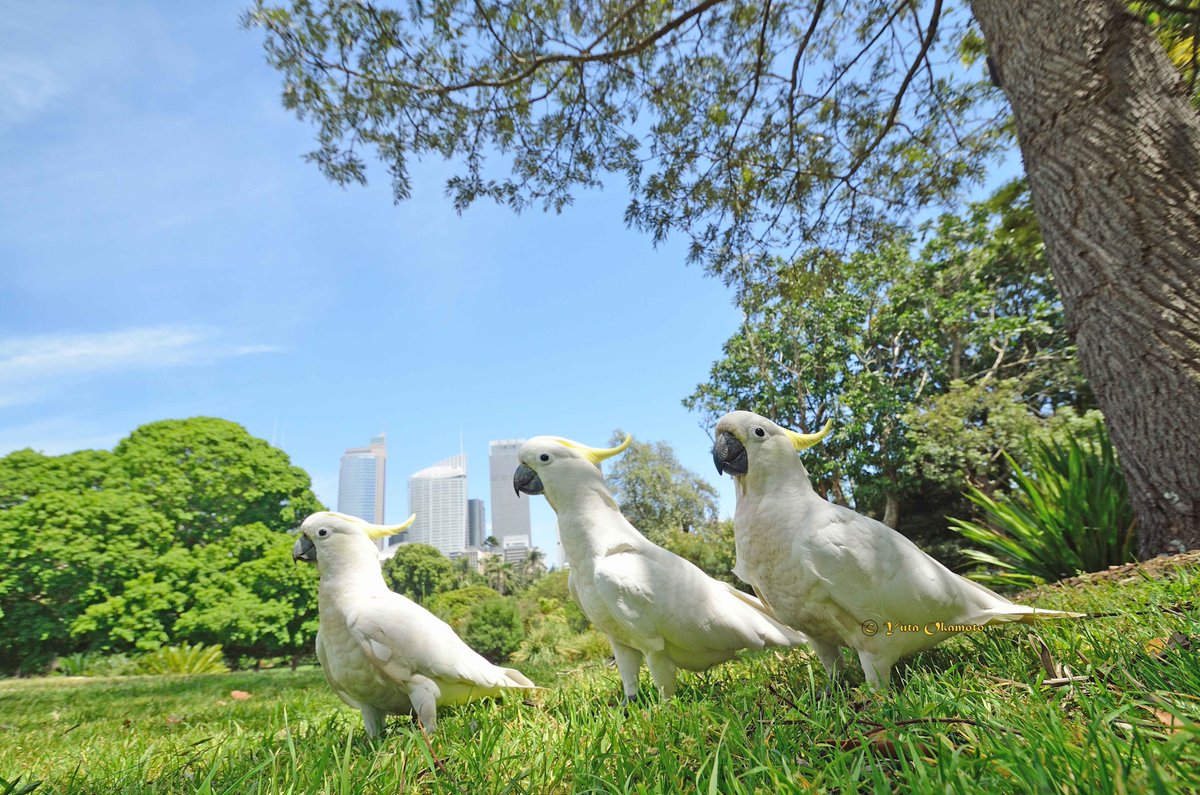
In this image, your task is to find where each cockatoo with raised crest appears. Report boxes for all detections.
[291,511,537,735]
[712,410,1083,688]
[513,433,806,702]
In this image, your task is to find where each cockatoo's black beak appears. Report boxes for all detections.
[712,431,748,476]
[292,535,317,564]
[512,464,544,496]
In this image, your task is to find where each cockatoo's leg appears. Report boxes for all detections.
[359,705,387,738]
[610,642,644,703]
[811,639,846,681]
[408,675,442,733]
[857,650,892,689]
[645,651,678,700]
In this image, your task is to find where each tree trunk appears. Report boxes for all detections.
[970,0,1200,557]
[882,493,900,530]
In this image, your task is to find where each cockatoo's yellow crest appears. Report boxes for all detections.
[783,419,833,451]
[554,432,633,466]
[329,511,417,540]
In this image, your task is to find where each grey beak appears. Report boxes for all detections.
[712,431,748,476]
[513,464,544,496]
[292,535,317,564]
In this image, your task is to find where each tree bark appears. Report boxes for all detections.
[970,0,1200,557]
[882,493,900,530]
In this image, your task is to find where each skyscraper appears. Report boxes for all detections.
[488,439,531,546]
[408,453,468,556]
[338,433,387,524]
[467,498,486,549]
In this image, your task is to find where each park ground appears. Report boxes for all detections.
[1,555,1198,795]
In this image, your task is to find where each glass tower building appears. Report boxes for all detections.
[467,498,486,549]
[337,434,389,551]
[408,454,468,556]
[488,439,531,546]
[338,434,386,520]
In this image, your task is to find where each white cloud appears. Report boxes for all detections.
[0,326,279,408]
[0,53,66,128]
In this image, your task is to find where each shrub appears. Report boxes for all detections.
[950,420,1136,588]
[462,598,523,663]
[53,652,133,677]
[134,642,230,675]
[426,586,502,633]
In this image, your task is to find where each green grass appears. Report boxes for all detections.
[2,568,1198,794]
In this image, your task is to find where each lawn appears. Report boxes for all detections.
[2,562,1198,794]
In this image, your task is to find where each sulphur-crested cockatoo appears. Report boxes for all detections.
[513,434,806,702]
[712,410,1083,688]
[292,511,537,735]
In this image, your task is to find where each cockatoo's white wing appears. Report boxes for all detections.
[592,543,805,670]
[801,503,1079,627]
[345,593,536,693]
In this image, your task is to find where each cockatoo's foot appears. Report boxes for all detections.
[815,679,844,701]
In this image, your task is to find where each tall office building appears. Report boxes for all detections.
[408,454,468,556]
[488,440,531,546]
[338,434,387,548]
[467,498,486,549]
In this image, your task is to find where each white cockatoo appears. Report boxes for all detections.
[512,433,806,702]
[291,511,537,735]
[712,410,1083,688]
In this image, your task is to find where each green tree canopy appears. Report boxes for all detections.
[115,417,321,546]
[462,597,525,663]
[686,182,1088,531]
[0,417,323,673]
[381,543,456,603]
[603,431,719,544]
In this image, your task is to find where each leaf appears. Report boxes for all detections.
[1146,637,1169,658]
[1028,633,1062,678]
[230,690,252,700]
[1147,708,1183,735]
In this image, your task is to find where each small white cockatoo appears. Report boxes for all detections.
[513,434,806,702]
[292,511,537,735]
[712,410,1083,688]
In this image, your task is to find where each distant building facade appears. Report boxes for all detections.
[408,453,468,556]
[488,439,531,546]
[338,434,387,548]
[502,534,531,566]
[467,498,486,549]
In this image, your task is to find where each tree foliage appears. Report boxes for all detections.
[245,0,1009,267]
[381,543,457,603]
[462,597,524,663]
[0,418,322,673]
[686,182,1088,531]
[603,431,719,544]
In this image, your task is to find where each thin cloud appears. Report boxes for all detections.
[0,53,65,128]
[0,326,279,407]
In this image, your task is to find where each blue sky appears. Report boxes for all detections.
[0,2,752,558]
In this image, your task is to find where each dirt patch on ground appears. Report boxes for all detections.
[1018,549,1200,599]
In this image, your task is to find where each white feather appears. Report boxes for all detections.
[517,436,807,701]
[715,410,1083,688]
[297,512,536,735]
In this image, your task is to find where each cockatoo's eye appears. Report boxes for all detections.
[539,453,550,462]
[317,528,328,538]
[753,427,766,438]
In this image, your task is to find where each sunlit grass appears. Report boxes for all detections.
[2,566,1198,794]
